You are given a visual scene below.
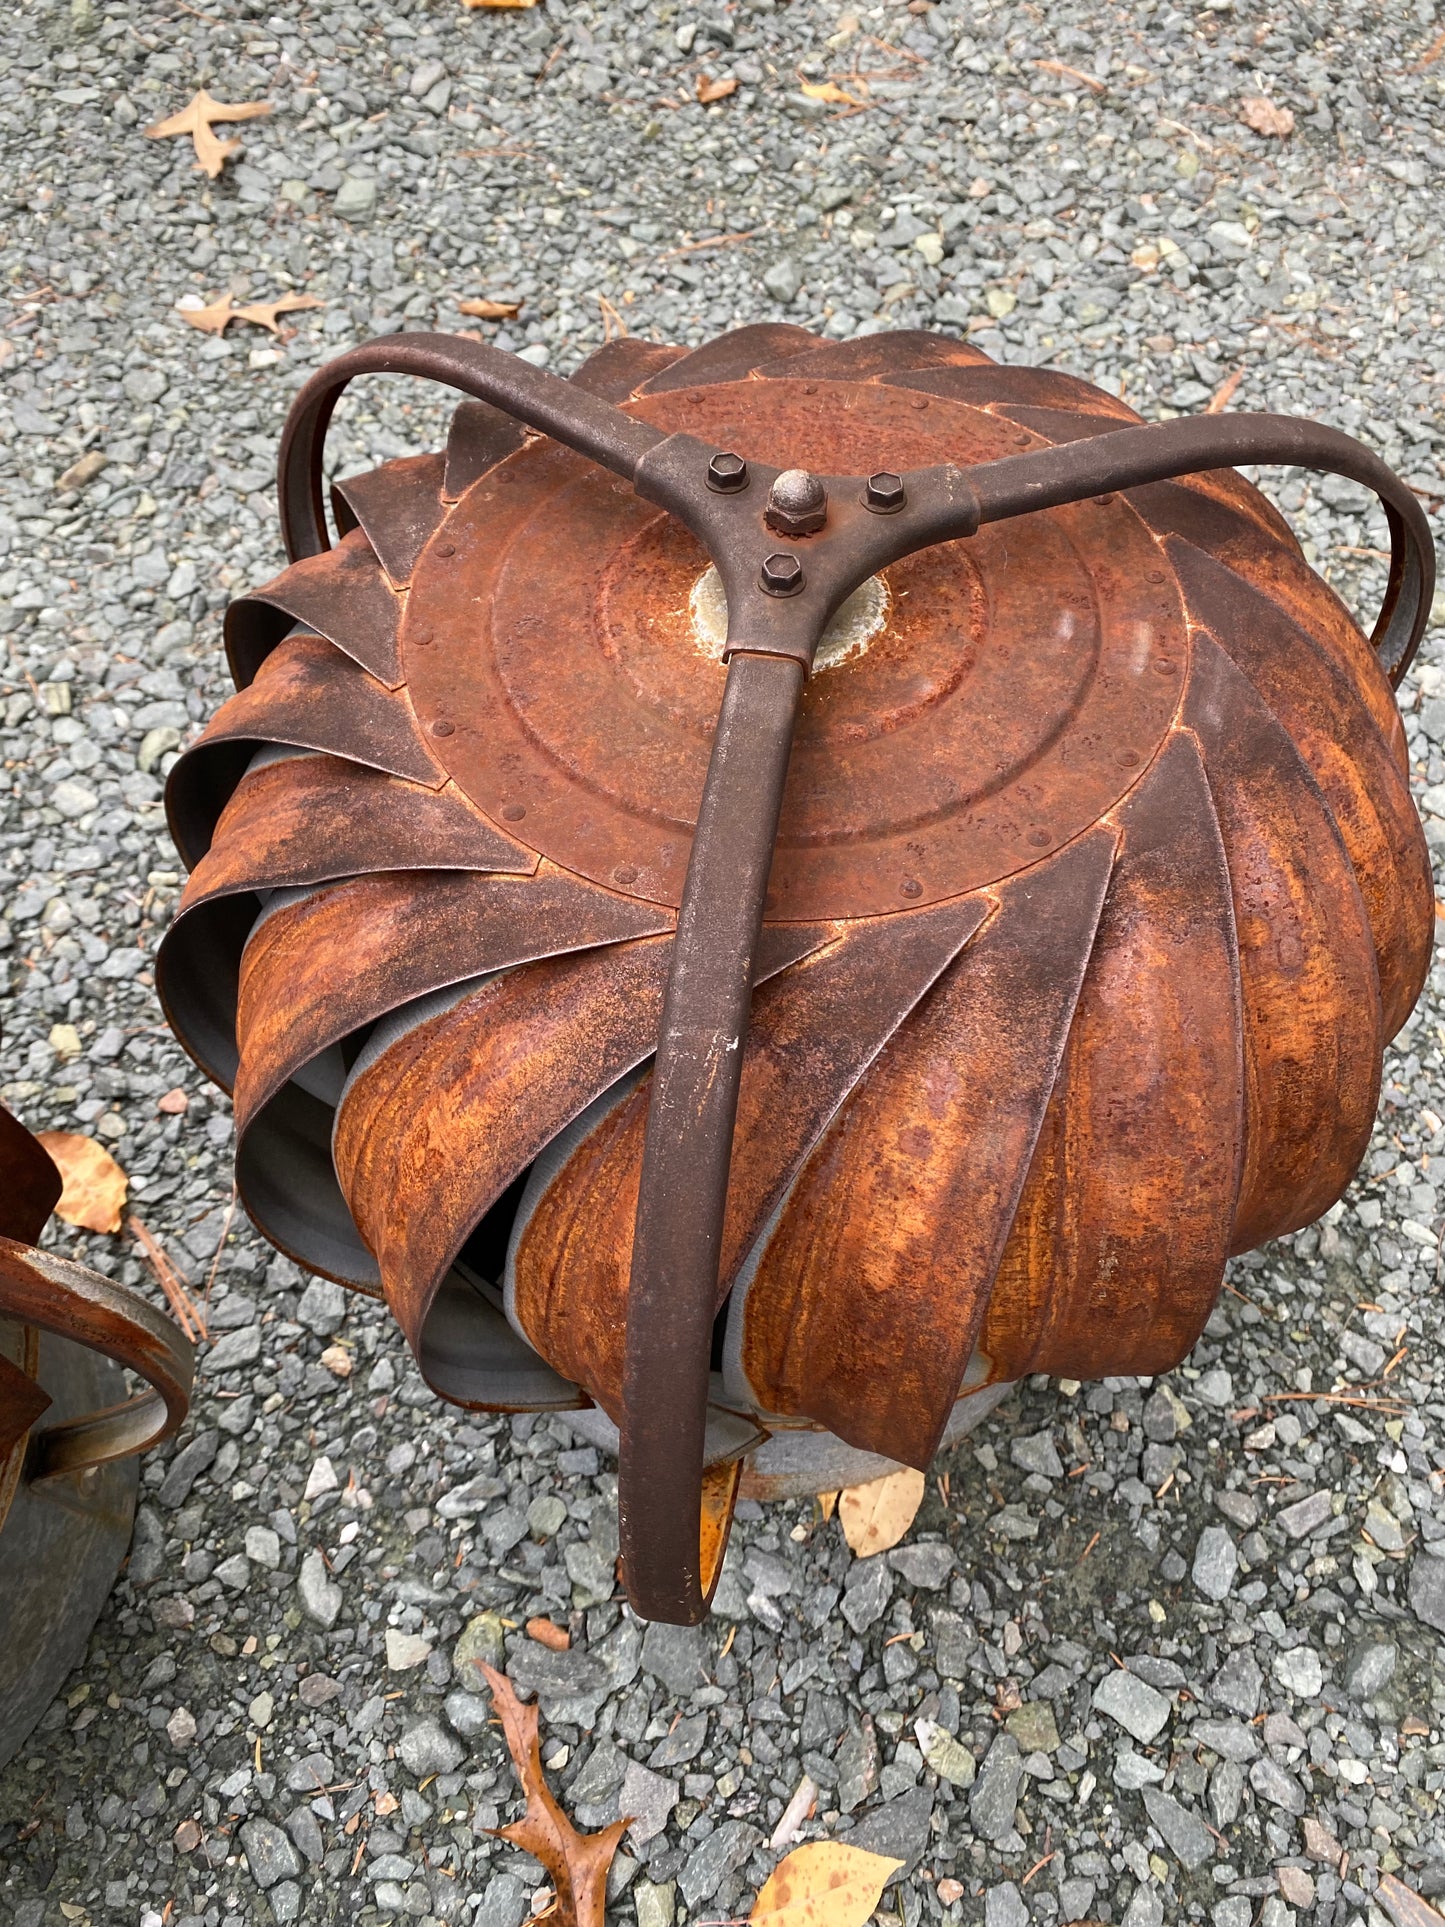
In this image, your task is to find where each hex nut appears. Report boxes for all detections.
[864,471,906,513]
[760,552,806,596]
[707,451,749,493]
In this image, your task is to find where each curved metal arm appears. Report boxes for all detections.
[965,412,1435,685]
[276,333,666,563]
[0,1238,194,1481]
[269,339,1435,1621]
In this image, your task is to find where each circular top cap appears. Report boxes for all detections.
[766,468,828,535]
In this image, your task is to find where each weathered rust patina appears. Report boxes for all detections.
[159,325,1435,1622]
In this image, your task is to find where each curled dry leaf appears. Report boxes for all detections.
[1239,95,1295,138]
[457,297,523,320]
[800,80,868,107]
[181,292,324,337]
[697,73,739,103]
[483,1664,629,1927]
[838,1465,925,1557]
[526,1616,571,1652]
[146,90,273,179]
[36,1132,127,1235]
[750,1842,904,1927]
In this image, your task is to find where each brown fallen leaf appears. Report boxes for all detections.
[1034,58,1107,94]
[181,292,324,337]
[526,1616,571,1652]
[484,1664,629,1927]
[1377,1874,1445,1927]
[37,1132,127,1235]
[129,1215,208,1342]
[750,1841,904,1927]
[800,80,868,107]
[838,1466,925,1557]
[146,89,273,179]
[1240,95,1295,139]
[817,1490,839,1522]
[457,297,522,320]
[697,73,739,104]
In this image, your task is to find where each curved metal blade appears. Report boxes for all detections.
[233,863,676,1132]
[444,399,529,499]
[883,361,1142,421]
[0,1103,61,1245]
[332,451,447,587]
[179,754,535,903]
[334,925,833,1363]
[225,526,403,689]
[166,631,445,870]
[750,329,994,382]
[509,895,992,1421]
[1184,629,1384,1248]
[636,322,821,393]
[982,728,1245,1383]
[1168,537,1430,1041]
[570,337,688,400]
[730,827,1117,1466]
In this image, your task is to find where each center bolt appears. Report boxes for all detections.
[760,552,805,597]
[765,468,828,536]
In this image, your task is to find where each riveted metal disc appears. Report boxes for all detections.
[402,379,1189,920]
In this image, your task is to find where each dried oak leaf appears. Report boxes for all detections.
[1239,95,1295,138]
[838,1465,925,1557]
[483,1664,629,1927]
[457,297,522,319]
[37,1132,127,1235]
[146,90,273,179]
[750,1842,904,1927]
[181,292,324,337]
[697,73,739,103]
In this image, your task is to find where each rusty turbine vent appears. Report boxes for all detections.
[0,1074,195,1762]
[157,324,1435,1623]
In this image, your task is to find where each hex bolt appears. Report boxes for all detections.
[864,471,907,513]
[707,451,749,494]
[760,552,806,596]
[765,468,828,536]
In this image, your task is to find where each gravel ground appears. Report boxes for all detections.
[4,2,1445,1926]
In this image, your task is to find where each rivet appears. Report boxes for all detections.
[1116,749,1141,768]
[431,719,455,737]
[804,384,818,396]
[613,865,639,886]
[1027,828,1051,848]
[1014,433,1030,447]
[502,803,527,822]
[412,628,433,646]
[1095,493,1116,507]
[435,542,456,558]
[1154,658,1177,675]
[1147,569,1166,583]
[900,877,923,899]
[910,397,929,411]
